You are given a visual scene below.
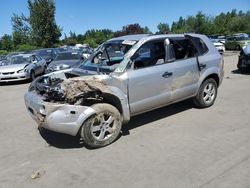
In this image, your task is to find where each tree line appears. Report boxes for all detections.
[0,0,250,55]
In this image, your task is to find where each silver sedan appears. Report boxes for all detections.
[0,54,47,82]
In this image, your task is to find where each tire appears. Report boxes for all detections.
[193,78,218,108]
[80,103,122,148]
[30,70,35,81]
[238,59,248,73]
[236,45,241,51]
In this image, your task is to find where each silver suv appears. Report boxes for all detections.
[24,34,224,148]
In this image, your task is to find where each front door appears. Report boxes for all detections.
[128,39,173,115]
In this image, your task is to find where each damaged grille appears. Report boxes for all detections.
[33,76,65,102]
[31,76,105,105]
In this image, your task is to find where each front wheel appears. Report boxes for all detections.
[193,78,218,108]
[80,103,122,148]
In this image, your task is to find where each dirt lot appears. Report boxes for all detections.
[0,52,249,188]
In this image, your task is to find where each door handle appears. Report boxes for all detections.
[162,71,173,78]
[199,63,206,70]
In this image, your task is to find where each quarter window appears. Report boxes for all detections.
[191,37,208,56]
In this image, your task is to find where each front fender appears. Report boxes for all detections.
[106,86,130,123]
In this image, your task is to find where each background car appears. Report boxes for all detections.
[211,39,225,54]
[225,34,250,50]
[209,35,226,44]
[32,48,57,65]
[0,54,46,82]
[46,51,83,73]
[238,43,250,72]
[0,55,5,61]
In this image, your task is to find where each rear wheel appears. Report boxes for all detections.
[80,103,122,149]
[236,45,241,51]
[193,78,218,108]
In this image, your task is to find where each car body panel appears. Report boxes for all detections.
[24,34,224,136]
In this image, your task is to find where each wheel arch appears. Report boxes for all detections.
[203,73,220,87]
[102,93,123,114]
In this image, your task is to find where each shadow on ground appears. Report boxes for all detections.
[39,99,194,149]
[0,80,30,86]
[231,69,250,75]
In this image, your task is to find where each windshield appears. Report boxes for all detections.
[36,49,53,57]
[237,37,250,41]
[1,55,31,65]
[55,52,81,61]
[79,40,136,73]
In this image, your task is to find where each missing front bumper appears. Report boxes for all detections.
[24,92,96,136]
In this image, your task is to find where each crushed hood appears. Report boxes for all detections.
[30,70,110,105]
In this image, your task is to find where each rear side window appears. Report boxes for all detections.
[192,37,208,56]
[170,38,196,60]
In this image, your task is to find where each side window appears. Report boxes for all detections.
[170,39,195,60]
[192,37,208,56]
[35,55,42,61]
[31,55,36,62]
[133,40,165,69]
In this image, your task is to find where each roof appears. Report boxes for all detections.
[108,33,207,43]
[12,54,33,58]
[108,34,150,42]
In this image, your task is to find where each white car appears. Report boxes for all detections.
[0,54,47,82]
[211,39,225,54]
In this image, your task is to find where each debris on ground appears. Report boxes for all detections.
[30,169,45,179]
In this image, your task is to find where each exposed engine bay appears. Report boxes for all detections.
[30,72,109,105]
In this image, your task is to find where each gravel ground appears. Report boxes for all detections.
[0,52,249,188]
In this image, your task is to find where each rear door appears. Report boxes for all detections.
[166,37,200,102]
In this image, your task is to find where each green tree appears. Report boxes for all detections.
[157,23,170,34]
[83,29,113,47]
[1,35,13,51]
[143,26,152,34]
[11,13,31,48]
[28,0,61,47]
[114,23,144,37]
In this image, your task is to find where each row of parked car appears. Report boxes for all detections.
[0,33,249,148]
[1,33,250,83]
[0,45,93,82]
[210,33,250,53]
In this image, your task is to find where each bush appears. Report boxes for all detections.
[16,44,38,52]
[0,50,8,55]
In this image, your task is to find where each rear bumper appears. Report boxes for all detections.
[24,92,96,136]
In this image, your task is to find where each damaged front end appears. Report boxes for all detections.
[25,72,112,136]
[29,72,109,105]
